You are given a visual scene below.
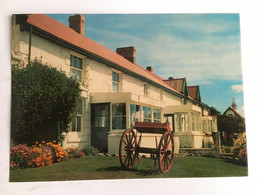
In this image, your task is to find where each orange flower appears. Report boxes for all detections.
[35,142,38,144]
[39,144,42,147]
[42,141,45,144]
[53,140,56,143]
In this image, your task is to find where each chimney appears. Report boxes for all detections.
[169,77,174,80]
[116,46,136,64]
[146,66,154,73]
[68,14,85,35]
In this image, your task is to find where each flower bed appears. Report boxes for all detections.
[10,141,68,169]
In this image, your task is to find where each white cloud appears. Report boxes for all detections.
[231,84,243,93]
[88,20,242,86]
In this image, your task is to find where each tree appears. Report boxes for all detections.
[11,58,82,145]
[217,115,245,145]
[208,106,221,116]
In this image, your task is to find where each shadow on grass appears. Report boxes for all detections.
[221,158,248,167]
[96,166,161,176]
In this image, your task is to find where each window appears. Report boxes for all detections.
[93,104,109,128]
[191,112,195,131]
[112,71,119,92]
[130,104,141,128]
[71,99,82,132]
[203,120,207,132]
[70,55,83,82]
[153,108,161,123]
[176,113,182,131]
[112,103,126,129]
[208,120,212,132]
[143,106,151,122]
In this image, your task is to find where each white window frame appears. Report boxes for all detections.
[71,99,83,132]
[130,104,141,128]
[70,55,83,82]
[153,108,161,123]
[142,106,152,122]
[112,71,120,93]
[112,103,126,130]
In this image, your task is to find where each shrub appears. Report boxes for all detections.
[81,145,99,156]
[11,59,82,145]
[10,144,34,169]
[233,133,247,166]
[10,141,68,169]
[66,147,85,159]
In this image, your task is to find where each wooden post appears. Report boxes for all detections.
[216,132,221,158]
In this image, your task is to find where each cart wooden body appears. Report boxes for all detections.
[119,122,174,173]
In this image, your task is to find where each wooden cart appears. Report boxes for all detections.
[119,122,174,173]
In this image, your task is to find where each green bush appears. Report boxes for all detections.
[81,145,99,156]
[11,58,82,145]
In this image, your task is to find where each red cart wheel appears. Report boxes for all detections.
[119,129,137,169]
[158,131,174,173]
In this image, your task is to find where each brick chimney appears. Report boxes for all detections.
[68,14,85,35]
[116,46,136,64]
[146,66,154,73]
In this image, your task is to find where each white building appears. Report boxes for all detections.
[11,14,218,153]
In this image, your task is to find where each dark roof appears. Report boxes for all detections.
[163,78,185,93]
[187,86,201,101]
[223,107,244,119]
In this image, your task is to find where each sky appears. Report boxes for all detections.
[48,14,244,116]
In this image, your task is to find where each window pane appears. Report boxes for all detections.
[71,55,82,70]
[130,104,141,128]
[112,103,126,116]
[113,82,119,92]
[77,99,82,115]
[71,118,76,132]
[153,108,161,120]
[112,103,126,130]
[77,116,81,132]
[112,116,126,129]
[71,68,82,82]
[112,72,119,82]
[143,106,151,118]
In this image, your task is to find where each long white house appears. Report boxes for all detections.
[11,14,218,153]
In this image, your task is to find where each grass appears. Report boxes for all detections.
[9,156,248,182]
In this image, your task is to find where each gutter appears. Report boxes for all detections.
[28,24,32,63]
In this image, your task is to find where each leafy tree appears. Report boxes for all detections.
[11,58,82,145]
[217,115,245,146]
[208,106,221,116]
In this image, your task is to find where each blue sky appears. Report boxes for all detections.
[48,14,244,116]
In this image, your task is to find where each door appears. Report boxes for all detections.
[91,103,110,152]
[164,114,175,133]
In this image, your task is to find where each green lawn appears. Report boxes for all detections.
[9,156,248,182]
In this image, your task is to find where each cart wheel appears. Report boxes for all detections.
[158,131,174,173]
[119,129,137,169]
